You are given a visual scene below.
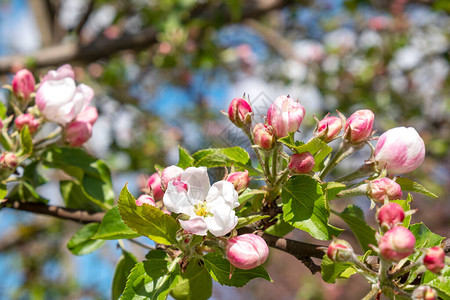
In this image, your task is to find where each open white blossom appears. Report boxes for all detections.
[163,167,239,237]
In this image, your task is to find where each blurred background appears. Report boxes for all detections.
[0,0,449,299]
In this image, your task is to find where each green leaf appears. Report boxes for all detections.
[0,102,6,119]
[264,218,295,237]
[171,260,212,300]
[421,267,450,299]
[392,194,412,228]
[118,185,179,245]
[282,175,343,240]
[94,206,140,240]
[322,182,346,202]
[321,255,355,283]
[177,146,194,169]
[0,183,6,200]
[112,250,138,300]
[67,223,105,256]
[192,147,257,174]
[396,177,438,198]
[238,188,266,205]
[60,181,102,211]
[203,252,271,287]
[19,126,33,155]
[121,258,180,300]
[409,223,444,261]
[22,161,47,187]
[235,215,269,229]
[7,181,48,203]
[334,205,377,252]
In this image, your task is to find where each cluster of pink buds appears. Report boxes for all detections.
[226,234,269,270]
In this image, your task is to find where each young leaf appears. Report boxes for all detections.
[177,146,194,169]
[421,267,450,299]
[121,258,180,300]
[0,183,6,200]
[192,147,258,174]
[396,177,438,198]
[170,260,212,300]
[264,219,295,237]
[282,175,343,240]
[93,206,140,240]
[67,223,105,256]
[409,223,444,261]
[235,215,269,229]
[118,185,179,245]
[391,194,412,228]
[19,126,33,155]
[333,205,377,253]
[112,250,138,300]
[203,252,271,287]
[321,255,356,283]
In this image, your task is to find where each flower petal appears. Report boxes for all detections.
[206,180,239,208]
[180,217,208,236]
[204,202,238,237]
[163,180,194,215]
[181,167,210,205]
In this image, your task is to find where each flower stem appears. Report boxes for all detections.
[319,142,357,180]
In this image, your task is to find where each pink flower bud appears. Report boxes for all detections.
[147,173,164,200]
[161,165,184,190]
[423,246,445,274]
[327,239,354,262]
[65,121,93,147]
[368,178,402,203]
[135,195,156,207]
[374,127,425,175]
[42,64,75,82]
[227,97,252,128]
[379,226,415,262]
[344,109,374,143]
[288,152,315,174]
[412,286,438,300]
[253,123,275,150]
[75,106,98,125]
[267,95,305,138]
[226,234,269,270]
[315,116,343,142]
[12,69,35,101]
[0,152,18,169]
[15,114,40,133]
[226,170,250,193]
[377,202,405,229]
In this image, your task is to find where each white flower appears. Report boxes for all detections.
[163,167,239,237]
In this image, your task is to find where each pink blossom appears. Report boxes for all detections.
[226,234,269,270]
[135,195,156,207]
[12,69,35,101]
[253,123,275,150]
[288,152,315,174]
[327,239,354,263]
[227,97,252,128]
[160,165,184,190]
[379,226,415,262]
[226,170,250,193]
[65,121,93,147]
[368,178,402,203]
[423,247,445,274]
[147,173,164,201]
[315,116,343,142]
[15,114,40,133]
[344,109,374,143]
[377,202,405,229]
[267,95,305,138]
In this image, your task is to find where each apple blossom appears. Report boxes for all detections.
[15,114,40,133]
[65,121,92,147]
[315,115,343,142]
[135,195,156,207]
[75,106,98,125]
[12,69,35,101]
[0,152,18,169]
[379,226,415,262]
[163,167,239,237]
[147,173,164,200]
[327,239,354,262]
[288,152,315,174]
[367,178,402,203]
[226,170,250,193]
[423,246,445,274]
[226,234,269,270]
[161,165,184,190]
[36,65,94,125]
[227,97,252,128]
[343,109,374,143]
[377,202,405,230]
[253,123,275,149]
[374,127,425,175]
[267,95,305,138]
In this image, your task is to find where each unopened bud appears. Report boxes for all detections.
[374,127,425,175]
[227,97,252,128]
[377,202,405,230]
[344,109,374,144]
[147,173,164,200]
[0,152,18,169]
[423,246,445,274]
[226,170,250,193]
[327,239,354,262]
[368,178,402,203]
[135,195,156,207]
[12,69,35,101]
[15,114,40,133]
[267,95,305,138]
[65,121,93,147]
[288,152,315,174]
[161,165,183,190]
[226,234,269,270]
[315,116,343,142]
[379,226,415,262]
[253,123,275,150]
[412,286,438,300]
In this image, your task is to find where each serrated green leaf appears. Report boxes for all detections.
[121,258,180,300]
[192,147,257,174]
[235,215,269,229]
[408,223,444,261]
[203,252,271,287]
[282,175,343,240]
[19,126,33,155]
[421,266,450,299]
[322,182,346,202]
[171,260,212,300]
[396,177,438,198]
[60,181,102,211]
[112,250,138,300]
[94,206,140,240]
[118,185,179,245]
[177,146,194,169]
[67,223,105,256]
[333,205,376,252]
[321,254,355,283]
[392,194,412,228]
